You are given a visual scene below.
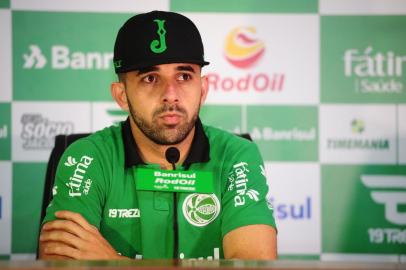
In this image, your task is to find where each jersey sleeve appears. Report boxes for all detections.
[221,141,276,238]
[42,138,107,228]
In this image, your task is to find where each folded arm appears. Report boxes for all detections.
[39,210,127,260]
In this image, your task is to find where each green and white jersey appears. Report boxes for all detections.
[43,118,276,259]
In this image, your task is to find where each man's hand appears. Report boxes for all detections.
[39,210,126,260]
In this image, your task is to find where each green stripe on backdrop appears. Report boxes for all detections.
[0,255,10,260]
[171,0,318,13]
[12,163,46,254]
[0,103,11,160]
[0,0,10,8]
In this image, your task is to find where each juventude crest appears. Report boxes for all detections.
[182,193,220,227]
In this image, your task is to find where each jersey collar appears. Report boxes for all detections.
[122,117,210,168]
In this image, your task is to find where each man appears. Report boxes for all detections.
[39,10,277,260]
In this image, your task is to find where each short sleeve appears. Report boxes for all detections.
[42,138,107,228]
[221,142,276,238]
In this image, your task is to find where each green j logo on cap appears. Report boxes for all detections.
[150,19,167,54]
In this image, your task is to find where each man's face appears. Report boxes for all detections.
[122,63,208,145]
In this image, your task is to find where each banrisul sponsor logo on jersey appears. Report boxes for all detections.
[192,13,318,104]
[13,11,130,101]
[265,163,320,255]
[182,194,220,227]
[0,103,10,160]
[64,155,94,197]
[320,105,397,164]
[12,102,91,161]
[247,105,318,161]
[322,165,406,254]
[321,16,406,103]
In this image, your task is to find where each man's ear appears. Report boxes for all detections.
[200,75,209,105]
[111,82,129,112]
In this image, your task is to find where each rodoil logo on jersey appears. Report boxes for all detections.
[182,194,220,227]
[362,175,406,245]
[344,46,405,94]
[207,27,285,93]
[64,155,94,197]
[21,114,74,149]
[22,44,113,70]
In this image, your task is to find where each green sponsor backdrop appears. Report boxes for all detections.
[200,105,242,134]
[321,16,406,103]
[171,0,318,13]
[13,11,132,101]
[0,103,10,160]
[247,106,318,161]
[0,0,9,8]
[322,165,406,254]
[12,163,46,253]
[1,1,405,261]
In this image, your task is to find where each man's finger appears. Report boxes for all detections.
[42,242,79,259]
[54,211,95,231]
[40,229,84,250]
[42,219,87,239]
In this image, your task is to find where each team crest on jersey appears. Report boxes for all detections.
[182,193,220,227]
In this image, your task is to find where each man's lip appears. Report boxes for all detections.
[159,113,182,125]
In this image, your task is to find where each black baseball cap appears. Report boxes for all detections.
[113,10,209,74]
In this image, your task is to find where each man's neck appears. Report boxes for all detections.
[129,118,195,170]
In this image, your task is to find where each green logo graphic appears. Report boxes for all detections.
[150,19,167,54]
[322,165,406,254]
[23,45,46,69]
[351,119,365,134]
[247,105,318,161]
[321,16,406,103]
[182,193,220,227]
[113,60,122,69]
[0,103,10,160]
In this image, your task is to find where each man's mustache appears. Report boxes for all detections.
[153,104,187,117]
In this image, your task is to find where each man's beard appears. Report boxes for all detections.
[128,101,198,145]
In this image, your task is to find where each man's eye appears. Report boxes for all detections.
[178,73,192,81]
[142,75,157,83]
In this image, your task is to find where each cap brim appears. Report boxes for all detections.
[115,59,210,74]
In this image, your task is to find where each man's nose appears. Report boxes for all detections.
[161,80,179,103]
